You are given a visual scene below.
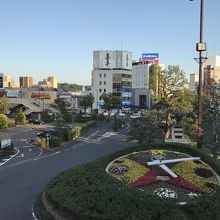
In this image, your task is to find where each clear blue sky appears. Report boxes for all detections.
[0,0,219,85]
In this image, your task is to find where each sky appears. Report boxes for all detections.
[0,0,220,85]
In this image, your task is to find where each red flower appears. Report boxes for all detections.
[130,171,158,188]
[169,177,204,193]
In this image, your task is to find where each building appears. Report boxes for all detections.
[203,55,220,95]
[47,76,58,89]
[19,76,34,88]
[38,76,58,89]
[0,73,4,89]
[189,73,199,92]
[3,75,13,88]
[132,61,151,108]
[91,50,132,109]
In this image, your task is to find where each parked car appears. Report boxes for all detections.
[29,119,44,125]
[130,113,141,119]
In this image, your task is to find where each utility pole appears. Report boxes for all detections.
[191,0,207,147]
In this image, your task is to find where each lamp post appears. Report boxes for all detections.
[190,0,206,147]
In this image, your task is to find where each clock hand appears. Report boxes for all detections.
[147,157,201,166]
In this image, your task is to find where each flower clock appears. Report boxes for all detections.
[106,150,220,203]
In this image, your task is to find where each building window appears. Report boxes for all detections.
[104,74,106,77]
[99,96,102,100]
[99,81,102,85]
[99,73,102,77]
[99,89,102,93]
[104,89,106,92]
[104,81,106,85]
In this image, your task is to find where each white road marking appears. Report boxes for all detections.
[16,153,24,158]
[0,148,20,167]
[64,149,70,151]
[28,149,32,152]
[85,130,99,140]
[34,151,60,161]
[38,150,43,157]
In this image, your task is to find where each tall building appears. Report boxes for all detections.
[131,59,164,108]
[132,61,151,108]
[91,50,132,109]
[189,73,199,92]
[4,75,13,88]
[0,73,4,89]
[38,76,58,89]
[19,76,34,88]
[47,76,58,89]
[203,55,220,95]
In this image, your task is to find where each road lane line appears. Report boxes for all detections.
[0,148,20,167]
[34,151,60,161]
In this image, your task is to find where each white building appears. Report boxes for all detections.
[38,76,58,89]
[91,50,132,109]
[189,73,199,92]
[204,55,220,67]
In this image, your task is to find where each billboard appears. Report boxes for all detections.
[142,53,159,64]
[93,51,132,70]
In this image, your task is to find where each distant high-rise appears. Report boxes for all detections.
[189,73,199,92]
[38,76,58,89]
[4,75,13,88]
[47,76,58,89]
[19,76,34,88]
[203,55,220,95]
[0,73,4,89]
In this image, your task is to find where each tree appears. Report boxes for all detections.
[15,111,27,125]
[87,93,95,114]
[0,95,9,114]
[100,93,120,117]
[51,98,71,114]
[202,82,220,147]
[42,109,54,123]
[127,110,162,145]
[0,114,9,129]
[149,64,164,99]
[150,65,194,140]
[80,93,94,117]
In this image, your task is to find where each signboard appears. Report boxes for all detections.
[31,92,51,99]
[93,51,132,70]
[142,53,159,64]
[0,139,12,149]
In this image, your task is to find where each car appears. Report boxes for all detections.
[130,113,141,119]
[29,119,44,125]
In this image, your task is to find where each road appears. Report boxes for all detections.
[0,121,134,220]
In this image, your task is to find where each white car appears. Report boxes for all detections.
[130,113,141,119]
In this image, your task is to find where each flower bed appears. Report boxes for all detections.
[171,160,218,193]
[106,149,220,201]
[109,158,150,184]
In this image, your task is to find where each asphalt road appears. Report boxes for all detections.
[0,121,134,220]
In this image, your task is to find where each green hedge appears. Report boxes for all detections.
[71,121,96,139]
[42,143,220,220]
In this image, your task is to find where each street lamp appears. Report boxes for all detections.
[190,0,206,147]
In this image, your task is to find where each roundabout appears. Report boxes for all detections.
[106,150,220,203]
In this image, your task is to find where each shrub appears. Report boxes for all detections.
[63,113,73,123]
[42,110,54,123]
[15,111,27,125]
[112,119,123,131]
[38,142,220,220]
[0,114,9,129]
[50,137,62,148]
[63,127,73,141]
